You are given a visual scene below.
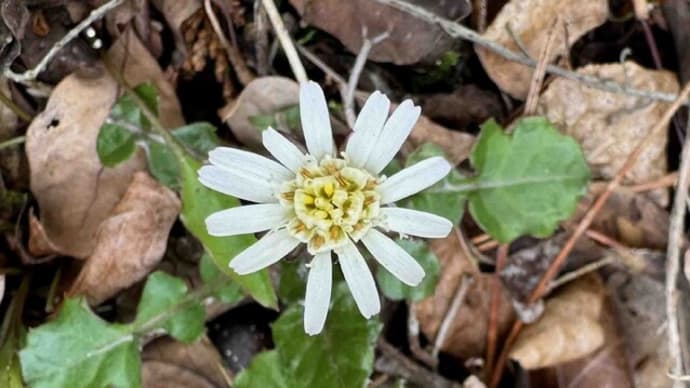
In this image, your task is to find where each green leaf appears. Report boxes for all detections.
[400,143,466,224]
[172,122,221,157]
[19,299,140,388]
[234,350,291,388]
[134,271,205,343]
[200,253,243,304]
[466,117,590,242]
[179,155,278,308]
[110,83,158,130]
[249,114,276,132]
[277,260,307,304]
[147,140,180,188]
[272,283,381,388]
[96,123,137,167]
[376,239,440,301]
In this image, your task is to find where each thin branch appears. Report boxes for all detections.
[0,136,26,152]
[549,256,615,291]
[260,0,307,83]
[408,302,437,368]
[296,45,347,86]
[372,0,679,102]
[432,273,473,359]
[490,80,690,388]
[665,113,690,386]
[4,0,126,83]
[523,19,558,116]
[0,87,32,122]
[376,339,461,388]
[343,31,389,128]
[204,0,255,86]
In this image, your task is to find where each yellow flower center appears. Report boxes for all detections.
[280,156,381,254]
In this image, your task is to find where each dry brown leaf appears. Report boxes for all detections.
[403,115,475,165]
[290,0,471,65]
[415,232,514,359]
[105,27,185,129]
[26,71,146,259]
[142,336,230,388]
[151,0,201,57]
[418,85,504,129]
[550,298,634,388]
[69,172,180,305]
[608,272,668,388]
[538,62,679,206]
[510,274,605,369]
[475,0,608,99]
[571,182,669,249]
[220,76,299,148]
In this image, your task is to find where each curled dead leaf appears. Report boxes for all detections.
[290,0,471,65]
[142,336,230,388]
[475,0,608,99]
[220,76,300,148]
[415,232,514,359]
[69,172,180,305]
[538,62,679,206]
[26,71,146,259]
[510,274,605,369]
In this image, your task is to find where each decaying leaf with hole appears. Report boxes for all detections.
[538,62,679,206]
[510,274,605,369]
[26,72,146,258]
[142,336,231,388]
[220,76,300,148]
[290,0,471,65]
[475,0,608,99]
[414,232,514,359]
[69,172,180,305]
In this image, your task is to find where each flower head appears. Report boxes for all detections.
[199,81,453,335]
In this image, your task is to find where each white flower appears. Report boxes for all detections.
[199,81,453,335]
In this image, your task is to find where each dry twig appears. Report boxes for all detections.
[489,80,690,388]
[342,31,389,128]
[376,339,461,388]
[260,0,307,83]
[204,0,255,85]
[372,0,678,102]
[665,113,690,387]
[523,19,559,116]
[432,273,473,359]
[4,0,126,83]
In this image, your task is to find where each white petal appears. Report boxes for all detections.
[304,252,332,335]
[335,240,380,318]
[209,147,292,182]
[345,91,390,168]
[262,127,305,172]
[364,100,421,174]
[378,156,451,204]
[205,203,291,236]
[361,229,424,286]
[300,81,334,159]
[229,229,299,274]
[380,207,453,238]
[198,165,276,203]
